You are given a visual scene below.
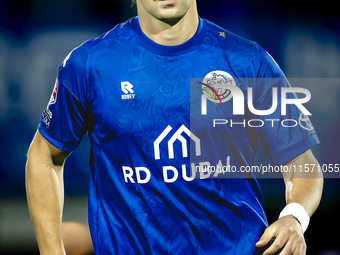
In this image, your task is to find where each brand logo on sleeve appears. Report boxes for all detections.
[48,78,59,105]
[298,113,314,131]
[121,81,135,100]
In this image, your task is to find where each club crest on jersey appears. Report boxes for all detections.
[198,70,236,106]
[49,78,59,105]
[121,81,135,100]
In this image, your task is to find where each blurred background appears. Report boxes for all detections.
[0,0,339,254]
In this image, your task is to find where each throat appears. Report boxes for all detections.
[138,3,199,46]
[153,19,198,46]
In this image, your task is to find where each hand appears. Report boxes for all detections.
[256,215,306,255]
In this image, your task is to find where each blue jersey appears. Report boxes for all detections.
[39,17,319,254]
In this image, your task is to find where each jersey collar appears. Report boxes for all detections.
[133,16,206,56]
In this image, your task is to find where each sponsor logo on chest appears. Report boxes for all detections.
[121,81,135,100]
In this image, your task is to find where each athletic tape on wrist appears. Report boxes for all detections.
[279,202,310,233]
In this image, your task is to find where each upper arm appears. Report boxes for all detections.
[281,149,321,183]
[250,45,319,165]
[38,43,89,152]
[27,130,71,168]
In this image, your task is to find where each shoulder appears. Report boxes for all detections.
[57,18,136,100]
[83,17,136,57]
[203,19,257,56]
[203,19,283,77]
[60,17,136,70]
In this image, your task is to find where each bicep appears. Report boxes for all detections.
[281,149,320,182]
[28,130,71,167]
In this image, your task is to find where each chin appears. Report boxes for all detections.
[157,9,185,22]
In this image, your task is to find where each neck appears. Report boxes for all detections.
[137,2,199,46]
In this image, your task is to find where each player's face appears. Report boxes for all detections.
[137,0,196,22]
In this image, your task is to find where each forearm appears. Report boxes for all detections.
[283,150,323,217]
[284,176,323,217]
[256,150,323,254]
[26,140,66,254]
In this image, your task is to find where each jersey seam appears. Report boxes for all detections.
[84,42,91,104]
[250,43,261,78]
[249,43,286,109]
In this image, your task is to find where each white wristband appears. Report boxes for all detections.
[279,203,310,233]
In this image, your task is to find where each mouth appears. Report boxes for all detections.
[158,0,176,6]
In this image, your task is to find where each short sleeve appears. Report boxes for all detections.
[250,44,319,165]
[38,42,89,151]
